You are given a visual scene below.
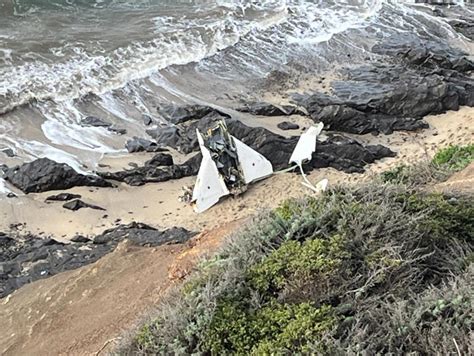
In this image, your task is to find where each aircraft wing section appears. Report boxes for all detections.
[192,130,230,213]
[233,136,273,184]
[289,122,324,166]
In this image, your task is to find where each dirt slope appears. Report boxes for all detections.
[0,221,240,356]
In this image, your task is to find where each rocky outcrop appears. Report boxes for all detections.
[120,113,395,183]
[236,102,303,116]
[295,36,474,135]
[97,154,200,186]
[5,158,113,193]
[80,116,111,127]
[63,199,106,211]
[157,103,230,124]
[0,223,196,298]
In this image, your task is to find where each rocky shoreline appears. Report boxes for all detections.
[1,26,474,303]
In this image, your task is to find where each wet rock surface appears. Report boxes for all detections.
[5,158,113,193]
[0,223,196,298]
[295,35,474,135]
[125,137,167,153]
[236,102,303,116]
[157,103,230,124]
[97,154,200,186]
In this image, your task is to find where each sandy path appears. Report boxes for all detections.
[1,107,472,240]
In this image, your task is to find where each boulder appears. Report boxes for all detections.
[63,199,106,211]
[107,126,127,135]
[157,103,230,124]
[236,102,304,117]
[0,224,196,297]
[143,114,154,126]
[97,154,200,186]
[144,153,174,167]
[5,158,112,193]
[1,148,15,157]
[125,137,167,153]
[278,121,300,130]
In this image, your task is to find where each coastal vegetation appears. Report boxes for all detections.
[108,145,474,354]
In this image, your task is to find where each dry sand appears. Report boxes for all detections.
[1,106,472,240]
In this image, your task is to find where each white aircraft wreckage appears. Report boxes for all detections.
[192,120,327,213]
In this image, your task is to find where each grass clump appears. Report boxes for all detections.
[432,144,474,171]
[121,150,474,355]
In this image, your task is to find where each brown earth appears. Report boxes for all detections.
[0,220,241,356]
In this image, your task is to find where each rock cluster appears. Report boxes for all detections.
[0,223,196,298]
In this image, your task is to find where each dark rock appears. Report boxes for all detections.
[143,114,154,126]
[236,102,301,116]
[157,103,230,124]
[147,113,395,175]
[46,193,82,202]
[70,235,91,243]
[5,158,113,193]
[1,148,15,157]
[372,33,474,72]
[107,126,127,135]
[6,193,17,198]
[80,116,112,127]
[63,199,106,211]
[278,121,300,130]
[145,153,174,167]
[295,40,474,135]
[0,164,8,175]
[97,154,200,186]
[125,137,167,153]
[0,224,196,297]
[449,19,474,40]
[307,134,396,173]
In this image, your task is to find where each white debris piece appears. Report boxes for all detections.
[289,122,324,166]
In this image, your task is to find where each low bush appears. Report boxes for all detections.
[432,144,474,171]
[121,152,474,355]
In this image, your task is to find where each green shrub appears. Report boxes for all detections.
[432,144,474,171]
[205,300,336,355]
[121,161,474,355]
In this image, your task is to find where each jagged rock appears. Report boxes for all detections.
[63,199,106,211]
[1,148,15,157]
[70,235,91,243]
[46,193,82,202]
[0,224,196,297]
[372,33,474,72]
[236,102,302,116]
[449,20,474,40]
[80,116,111,127]
[5,158,113,193]
[157,103,230,124]
[308,134,396,173]
[144,153,174,167]
[0,164,8,174]
[143,114,154,126]
[278,121,300,130]
[97,154,200,186]
[293,35,473,135]
[125,137,167,153]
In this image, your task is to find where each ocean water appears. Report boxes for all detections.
[0,0,472,181]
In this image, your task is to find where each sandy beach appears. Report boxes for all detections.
[1,107,472,241]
